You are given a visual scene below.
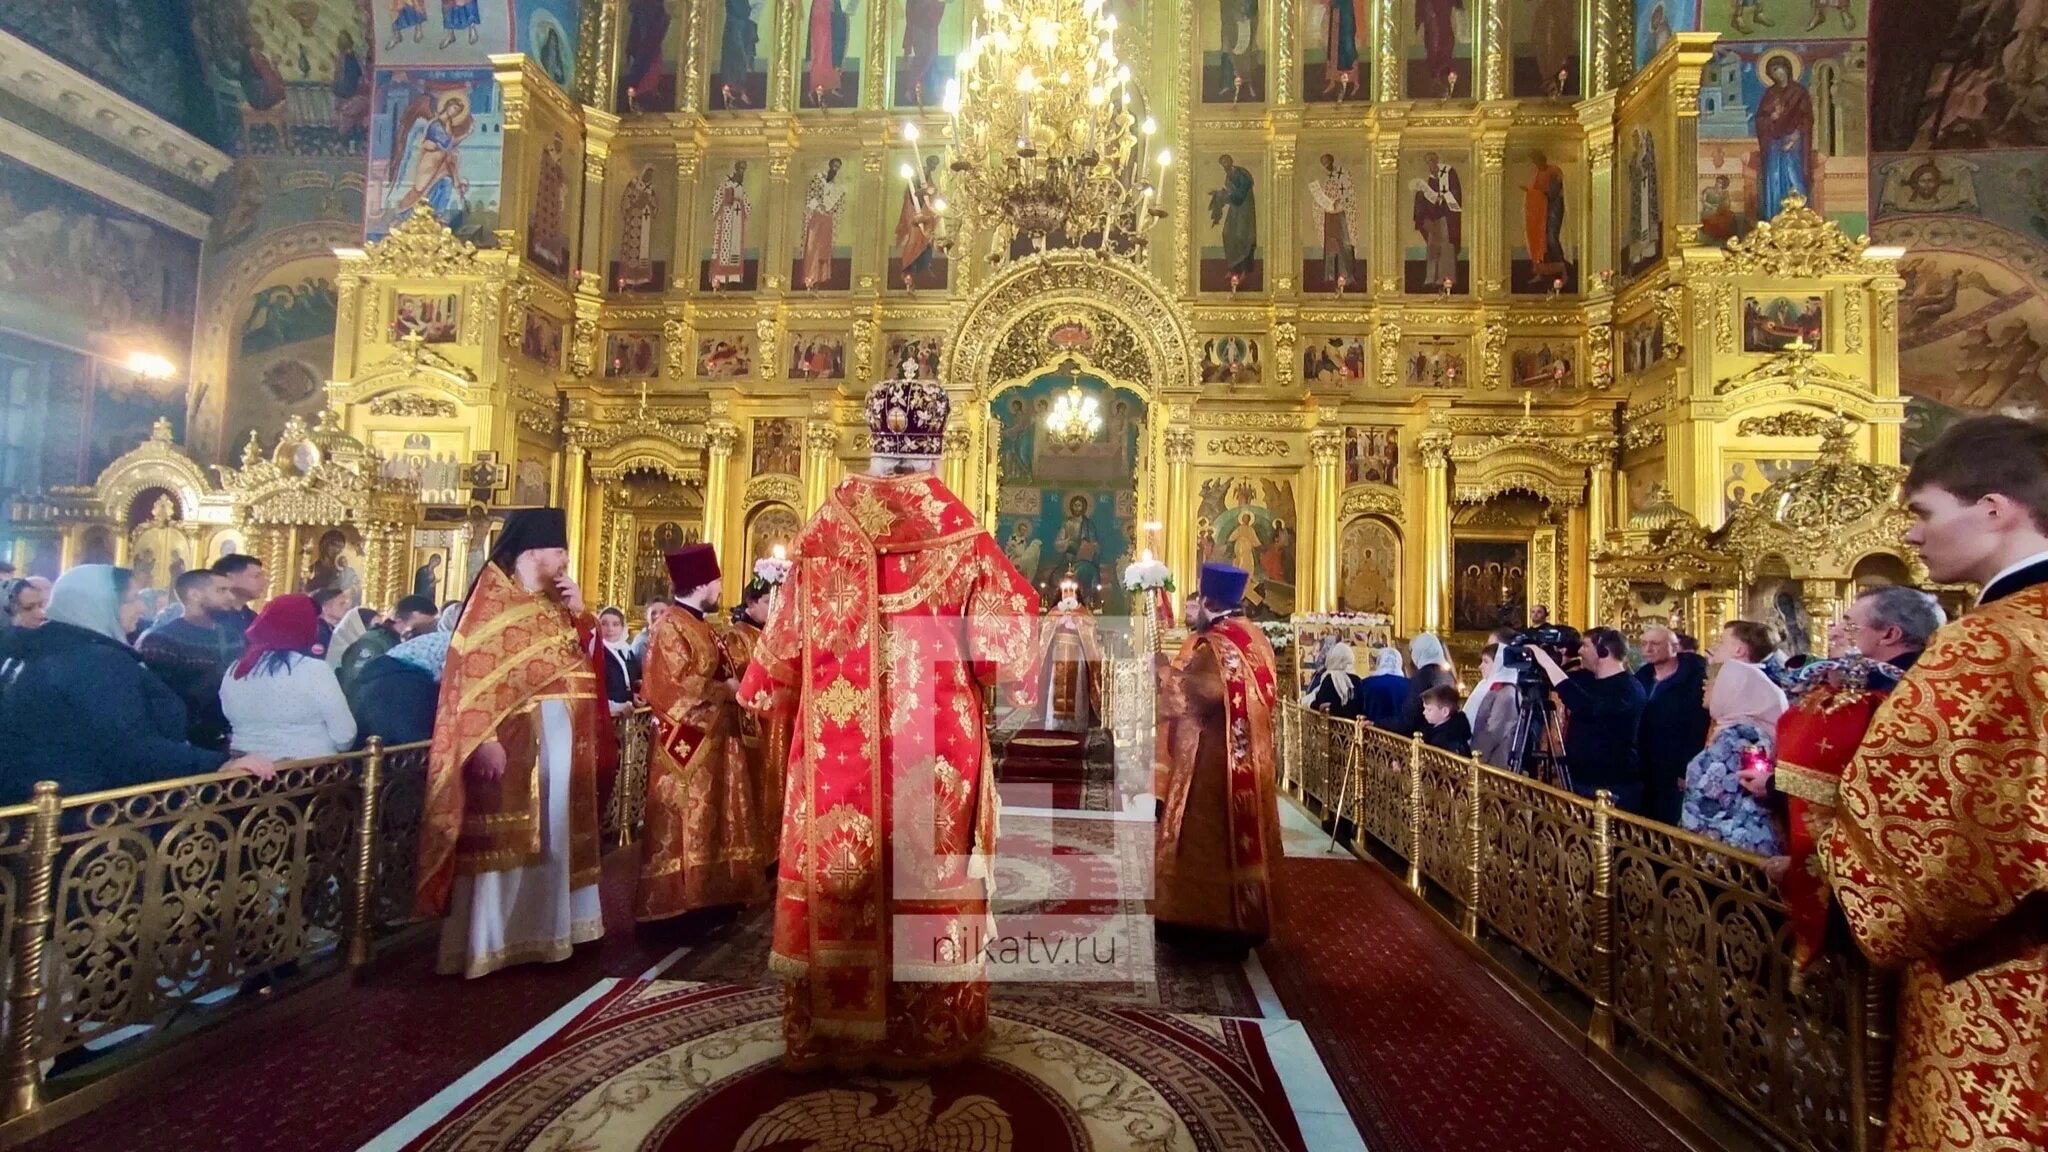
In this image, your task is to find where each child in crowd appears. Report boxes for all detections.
[1420,683,1472,756]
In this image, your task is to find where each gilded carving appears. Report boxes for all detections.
[366,393,456,419]
[358,209,482,277]
[1307,429,1342,466]
[1164,428,1196,463]
[1715,343,1865,397]
[570,316,599,378]
[1340,485,1403,519]
[1375,320,1402,389]
[745,475,803,506]
[1844,293,1864,354]
[1481,322,1505,389]
[1876,287,1899,334]
[1586,321,1614,390]
[853,319,877,382]
[1207,435,1292,458]
[756,318,780,378]
[1653,284,1686,360]
[1722,195,1877,278]
[1737,411,1833,438]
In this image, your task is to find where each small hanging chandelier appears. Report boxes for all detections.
[1045,382,1102,446]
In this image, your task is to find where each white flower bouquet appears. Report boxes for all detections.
[1121,558,1174,592]
[753,556,793,586]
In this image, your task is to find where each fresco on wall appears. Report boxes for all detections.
[0,157,201,366]
[1338,517,1399,616]
[700,160,763,291]
[1202,0,1266,103]
[1195,476,1297,620]
[520,0,580,92]
[893,0,964,106]
[1622,315,1665,374]
[1200,337,1263,384]
[1302,0,1370,103]
[888,152,949,291]
[605,331,662,377]
[365,67,504,245]
[1698,42,1868,245]
[1400,337,1467,387]
[799,0,865,108]
[709,0,771,109]
[697,332,755,377]
[1743,294,1824,351]
[886,334,942,378]
[1404,0,1471,98]
[391,291,459,343]
[1626,456,1669,512]
[1872,0,2048,151]
[620,0,683,111]
[376,0,514,66]
[788,334,848,379]
[993,370,1142,612]
[1510,146,1576,293]
[189,0,373,155]
[0,1,215,143]
[1723,454,1814,511]
[1404,151,1468,293]
[520,308,563,367]
[791,157,855,291]
[225,258,338,455]
[1634,0,1699,71]
[1870,0,2048,457]
[1512,0,1579,97]
[1302,149,1368,292]
[1702,0,1863,41]
[1622,127,1662,279]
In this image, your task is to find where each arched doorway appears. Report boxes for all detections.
[948,253,1196,599]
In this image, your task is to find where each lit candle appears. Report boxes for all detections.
[772,543,788,561]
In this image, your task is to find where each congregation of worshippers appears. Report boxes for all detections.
[0,378,2045,1141]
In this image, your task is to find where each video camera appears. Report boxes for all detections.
[1498,624,1577,681]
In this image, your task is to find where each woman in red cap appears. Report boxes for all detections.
[220,593,358,761]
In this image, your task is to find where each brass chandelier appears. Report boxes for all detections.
[923,0,1171,261]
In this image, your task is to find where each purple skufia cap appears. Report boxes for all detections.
[1199,563,1249,605]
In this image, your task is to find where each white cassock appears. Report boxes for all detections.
[437,700,604,978]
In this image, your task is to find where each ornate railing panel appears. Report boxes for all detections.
[370,744,431,931]
[607,709,653,846]
[1476,773,1599,994]
[1281,702,1884,1152]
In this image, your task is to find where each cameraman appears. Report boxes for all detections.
[1525,627,1649,813]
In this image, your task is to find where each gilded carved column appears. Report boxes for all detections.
[671,150,703,291]
[1419,423,1454,635]
[1309,428,1342,613]
[1589,0,1628,96]
[563,442,591,576]
[575,0,620,108]
[580,111,618,296]
[1580,96,1618,291]
[941,428,973,498]
[1478,0,1508,101]
[704,421,740,594]
[1271,145,1297,297]
[762,143,795,292]
[1801,581,1846,655]
[1585,443,1615,626]
[802,419,839,514]
[1374,0,1400,101]
[1371,139,1402,296]
[1164,426,1196,591]
[1476,139,1507,299]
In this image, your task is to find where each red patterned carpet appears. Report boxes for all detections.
[392,980,1307,1152]
[1260,856,1691,1152]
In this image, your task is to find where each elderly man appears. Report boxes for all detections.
[1765,585,1942,969]
[1635,625,1709,824]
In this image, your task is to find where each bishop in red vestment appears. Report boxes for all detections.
[1821,416,2048,1152]
[636,544,774,921]
[739,372,1039,1071]
[1153,562,1283,952]
[721,574,790,853]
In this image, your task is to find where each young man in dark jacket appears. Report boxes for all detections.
[136,570,244,750]
[335,595,438,694]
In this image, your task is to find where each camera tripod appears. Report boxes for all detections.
[1505,675,1572,793]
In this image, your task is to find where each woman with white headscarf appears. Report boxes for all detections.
[0,566,274,801]
[1357,646,1410,730]
[1304,641,1365,720]
[1680,620,1789,854]
[1399,632,1456,735]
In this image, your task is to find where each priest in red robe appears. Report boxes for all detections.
[721,572,789,853]
[739,370,1039,1071]
[1821,415,2048,1152]
[1153,562,1283,956]
[417,509,606,978]
[637,543,774,922]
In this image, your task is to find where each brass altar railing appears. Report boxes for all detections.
[0,709,659,1124]
[1282,702,1892,1152]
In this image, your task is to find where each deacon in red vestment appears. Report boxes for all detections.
[1153,562,1284,954]
[417,509,606,978]
[1821,416,2048,1152]
[739,370,1039,1071]
[637,544,774,922]
[720,574,790,850]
